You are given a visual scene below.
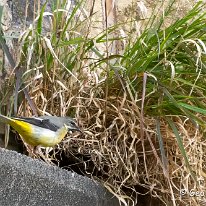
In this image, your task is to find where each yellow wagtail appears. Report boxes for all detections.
[0,114,81,147]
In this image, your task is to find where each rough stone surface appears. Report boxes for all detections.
[0,148,120,206]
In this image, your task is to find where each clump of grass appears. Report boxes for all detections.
[1,0,206,205]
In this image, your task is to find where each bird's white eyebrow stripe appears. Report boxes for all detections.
[31,117,44,121]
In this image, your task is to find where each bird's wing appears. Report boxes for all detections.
[12,117,59,132]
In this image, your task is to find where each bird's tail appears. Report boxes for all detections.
[0,114,13,124]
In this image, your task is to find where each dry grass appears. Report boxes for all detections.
[16,66,206,205]
[64,91,206,205]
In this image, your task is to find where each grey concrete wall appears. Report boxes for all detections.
[0,148,120,206]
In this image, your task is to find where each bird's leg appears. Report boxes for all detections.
[24,144,38,158]
[35,146,56,165]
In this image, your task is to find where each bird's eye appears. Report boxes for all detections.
[71,121,76,126]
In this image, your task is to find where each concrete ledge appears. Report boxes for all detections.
[0,148,120,206]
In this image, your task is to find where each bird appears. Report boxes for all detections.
[0,114,81,147]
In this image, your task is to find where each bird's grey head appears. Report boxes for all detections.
[63,117,81,132]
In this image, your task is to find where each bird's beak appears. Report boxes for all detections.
[65,124,82,133]
[71,127,82,133]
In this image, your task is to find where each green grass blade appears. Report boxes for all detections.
[156,119,168,173]
[166,117,196,181]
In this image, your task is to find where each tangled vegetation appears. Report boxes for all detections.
[0,1,206,205]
